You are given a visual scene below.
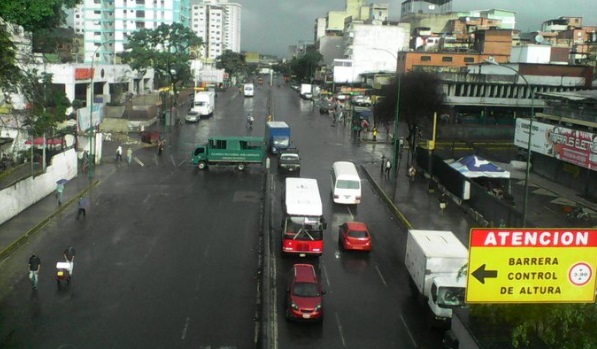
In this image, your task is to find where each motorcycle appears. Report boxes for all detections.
[566,208,591,222]
[56,262,71,288]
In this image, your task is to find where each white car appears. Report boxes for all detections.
[185,110,200,123]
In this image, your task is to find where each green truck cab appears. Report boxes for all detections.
[191,136,265,171]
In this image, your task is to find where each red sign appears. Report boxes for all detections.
[470,229,597,248]
[75,68,94,80]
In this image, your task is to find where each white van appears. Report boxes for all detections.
[243,83,254,97]
[331,161,362,204]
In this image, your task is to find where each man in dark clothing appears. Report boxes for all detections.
[28,253,41,289]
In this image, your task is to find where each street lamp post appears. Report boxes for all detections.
[88,40,115,180]
[372,48,401,180]
[486,60,535,226]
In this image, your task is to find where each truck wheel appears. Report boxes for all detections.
[197,162,207,170]
[237,163,246,171]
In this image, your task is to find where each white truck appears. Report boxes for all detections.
[300,83,313,99]
[192,91,215,117]
[405,230,468,328]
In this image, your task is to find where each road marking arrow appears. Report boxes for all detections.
[472,264,498,284]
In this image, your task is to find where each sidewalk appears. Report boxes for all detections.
[361,155,597,242]
[0,136,134,261]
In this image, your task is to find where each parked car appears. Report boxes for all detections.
[285,264,325,322]
[185,110,200,123]
[352,95,371,106]
[338,221,372,252]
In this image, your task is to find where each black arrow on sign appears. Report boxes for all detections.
[472,264,498,284]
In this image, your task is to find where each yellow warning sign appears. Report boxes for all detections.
[466,228,597,303]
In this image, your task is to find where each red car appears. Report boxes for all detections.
[285,264,325,321]
[338,221,372,252]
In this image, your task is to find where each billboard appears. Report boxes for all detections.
[514,118,597,170]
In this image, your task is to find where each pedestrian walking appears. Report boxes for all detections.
[127,147,133,165]
[63,246,75,277]
[28,253,41,289]
[372,127,378,142]
[385,159,392,178]
[380,155,386,173]
[56,183,64,206]
[76,196,87,220]
[439,193,447,214]
[115,145,123,162]
[408,165,417,182]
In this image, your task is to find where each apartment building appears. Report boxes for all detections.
[190,0,241,61]
[73,0,191,64]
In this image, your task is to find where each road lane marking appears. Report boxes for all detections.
[375,265,387,287]
[180,316,190,340]
[400,314,417,347]
[134,157,145,166]
[346,205,355,220]
[322,263,331,291]
[335,312,346,347]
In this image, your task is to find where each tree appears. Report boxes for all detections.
[120,23,203,101]
[470,303,597,349]
[289,48,322,83]
[0,0,82,90]
[374,71,445,151]
[19,69,70,136]
[216,50,247,81]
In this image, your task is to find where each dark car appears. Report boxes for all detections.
[318,98,331,114]
[278,149,301,175]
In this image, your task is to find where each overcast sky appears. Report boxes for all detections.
[235,0,597,57]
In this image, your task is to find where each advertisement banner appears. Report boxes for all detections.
[515,118,597,170]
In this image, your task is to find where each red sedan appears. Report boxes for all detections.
[338,221,372,252]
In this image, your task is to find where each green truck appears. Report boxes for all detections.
[191,136,265,171]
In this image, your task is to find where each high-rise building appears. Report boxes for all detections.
[190,0,241,60]
[73,0,191,63]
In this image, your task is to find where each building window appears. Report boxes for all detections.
[421,56,431,62]
[464,57,474,63]
[442,56,453,62]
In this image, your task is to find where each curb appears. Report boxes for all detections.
[0,179,100,261]
[360,165,414,230]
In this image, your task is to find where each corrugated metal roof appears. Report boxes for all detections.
[538,90,597,102]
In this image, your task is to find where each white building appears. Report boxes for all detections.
[190,0,241,61]
[335,22,410,83]
[73,0,191,64]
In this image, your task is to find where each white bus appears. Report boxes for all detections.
[281,177,327,257]
[331,161,362,205]
[243,83,254,97]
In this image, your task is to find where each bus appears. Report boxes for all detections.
[331,161,362,204]
[281,178,327,257]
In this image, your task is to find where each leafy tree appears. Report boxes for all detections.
[120,23,203,101]
[0,0,81,90]
[19,69,70,136]
[471,303,597,349]
[289,48,322,83]
[216,50,247,81]
[374,71,445,151]
[32,27,76,63]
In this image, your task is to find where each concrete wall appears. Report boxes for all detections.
[0,148,77,225]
